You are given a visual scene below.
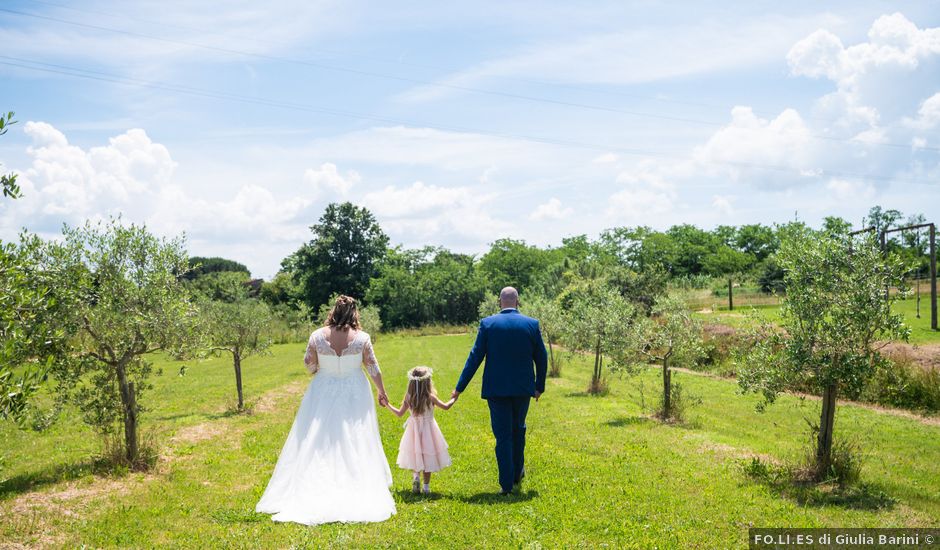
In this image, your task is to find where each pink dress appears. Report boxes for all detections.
[396,406,452,473]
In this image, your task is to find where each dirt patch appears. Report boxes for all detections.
[3,379,305,535]
[703,323,738,337]
[171,422,228,445]
[695,438,780,465]
[253,379,307,413]
[881,342,940,372]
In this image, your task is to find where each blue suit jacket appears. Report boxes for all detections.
[456,309,549,399]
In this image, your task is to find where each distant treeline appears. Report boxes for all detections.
[192,203,932,330]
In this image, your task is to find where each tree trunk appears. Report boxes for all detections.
[115,360,138,464]
[662,357,671,419]
[234,351,244,410]
[548,338,556,375]
[816,382,838,478]
[728,277,734,311]
[591,336,602,392]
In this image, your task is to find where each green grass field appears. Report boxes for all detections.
[2,334,939,548]
[695,296,940,345]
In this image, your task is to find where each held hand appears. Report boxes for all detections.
[534,391,542,402]
[377,392,388,407]
[451,389,460,400]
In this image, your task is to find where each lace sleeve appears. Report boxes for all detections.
[303,331,319,374]
[362,335,381,376]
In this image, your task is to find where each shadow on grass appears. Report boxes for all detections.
[605,416,651,427]
[564,391,607,398]
[393,488,540,505]
[0,459,98,501]
[741,459,896,511]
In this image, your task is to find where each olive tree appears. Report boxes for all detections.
[524,294,565,377]
[1,111,20,199]
[737,228,909,479]
[627,295,704,419]
[49,220,198,466]
[0,234,77,427]
[564,288,635,394]
[202,298,272,411]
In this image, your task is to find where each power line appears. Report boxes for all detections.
[2,6,938,153]
[14,0,818,122]
[1,55,934,188]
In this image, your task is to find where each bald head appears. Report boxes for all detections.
[499,287,519,309]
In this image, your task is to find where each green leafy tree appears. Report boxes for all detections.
[735,224,779,261]
[293,203,389,313]
[564,286,635,394]
[666,224,720,277]
[186,270,252,302]
[626,295,704,419]
[0,234,77,428]
[183,256,249,280]
[737,228,910,479]
[479,238,552,293]
[49,220,199,466]
[202,298,273,410]
[1,111,21,199]
[703,245,753,310]
[821,216,853,237]
[260,270,302,308]
[523,294,565,377]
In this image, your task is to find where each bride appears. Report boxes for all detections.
[255,295,396,524]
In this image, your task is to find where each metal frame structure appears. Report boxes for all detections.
[849,223,937,331]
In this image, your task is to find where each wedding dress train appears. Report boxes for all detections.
[255,329,395,525]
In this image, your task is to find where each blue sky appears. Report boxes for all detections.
[1,0,938,278]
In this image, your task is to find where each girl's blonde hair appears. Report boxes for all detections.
[405,366,435,415]
[324,295,361,330]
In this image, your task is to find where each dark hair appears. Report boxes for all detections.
[325,295,361,330]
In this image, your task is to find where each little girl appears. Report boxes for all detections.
[386,366,456,494]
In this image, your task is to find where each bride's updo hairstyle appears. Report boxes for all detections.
[325,295,361,330]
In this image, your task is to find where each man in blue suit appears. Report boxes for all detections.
[452,287,548,495]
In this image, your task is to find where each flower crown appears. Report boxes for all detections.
[407,366,433,382]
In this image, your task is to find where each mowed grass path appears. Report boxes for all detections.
[1,334,939,548]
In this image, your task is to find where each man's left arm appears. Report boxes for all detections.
[532,320,548,396]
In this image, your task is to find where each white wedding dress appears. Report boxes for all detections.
[255,328,396,524]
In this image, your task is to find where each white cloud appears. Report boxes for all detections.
[592,153,619,164]
[712,195,735,216]
[606,163,677,223]
[0,122,319,276]
[359,181,510,245]
[6,122,175,227]
[529,198,573,221]
[693,107,816,187]
[303,162,359,198]
[905,92,940,129]
[826,178,875,200]
[789,13,940,84]
[361,181,473,218]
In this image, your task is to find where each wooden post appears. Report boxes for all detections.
[931,224,937,331]
[728,277,733,311]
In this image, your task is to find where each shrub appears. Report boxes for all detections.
[860,351,940,413]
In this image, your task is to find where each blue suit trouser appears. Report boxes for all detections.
[487,396,530,492]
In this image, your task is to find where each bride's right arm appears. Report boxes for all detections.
[303,331,319,374]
